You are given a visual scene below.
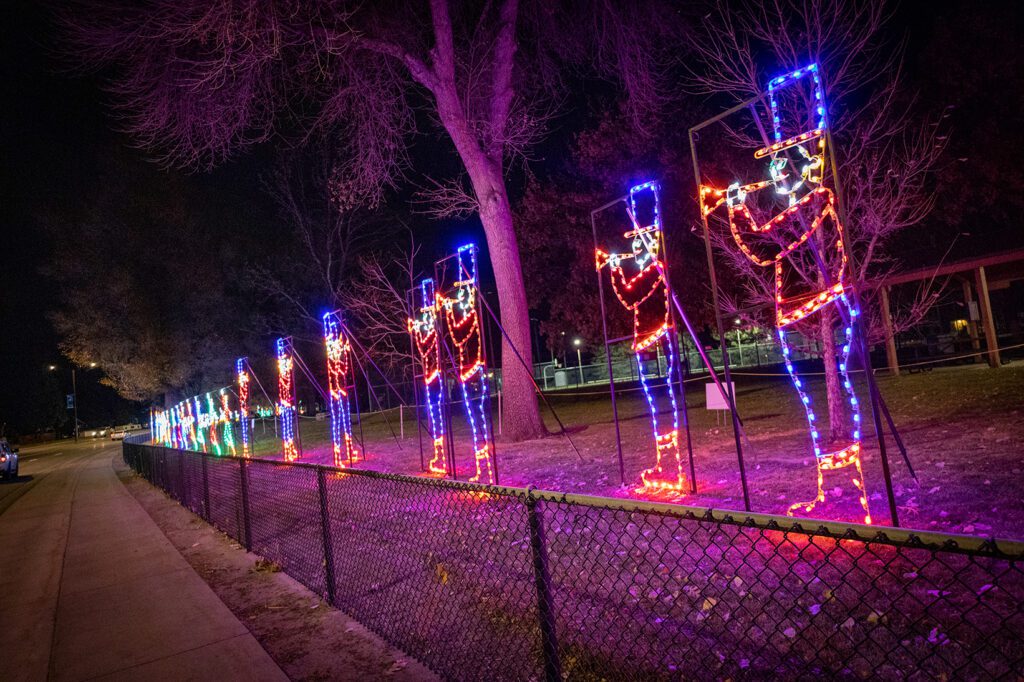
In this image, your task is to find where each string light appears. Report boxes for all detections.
[439,244,493,484]
[193,397,207,452]
[220,390,236,456]
[701,63,870,524]
[324,310,360,468]
[596,181,686,494]
[204,393,222,455]
[277,337,301,462]
[236,358,251,457]
[408,278,447,475]
[169,405,180,448]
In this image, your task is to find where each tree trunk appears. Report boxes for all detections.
[475,174,548,441]
[431,83,546,441]
[818,305,846,444]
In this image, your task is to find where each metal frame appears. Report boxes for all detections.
[435,245,498,484]
[591,189,749,503]
[407,281,453,476]
[687,76,910,525]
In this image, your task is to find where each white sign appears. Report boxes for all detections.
[705,381,736,410]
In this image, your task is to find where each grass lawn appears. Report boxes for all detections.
[244,362,1024,540]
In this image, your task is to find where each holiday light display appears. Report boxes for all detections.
[220,390,236,456]
[236,358,252,457]
[155,384,239,455]
[192,398,207,452]
[169,405,180,448]
[596,181,686,494]
[177,403,190,449]
[699,63,870,524]
[277,336,301,462]
[324,310,360,467]
[204,393,222,455]
[408,278,447,475]
[439,244,494,484]
[153,409,169,446]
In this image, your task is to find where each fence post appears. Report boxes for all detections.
[316,467,338,605]
[201,452,211,521]
[525,491,562,682]
[239,459,253,551]
[177,451,186,504]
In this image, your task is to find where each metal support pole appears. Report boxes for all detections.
[239,459,253,551]
[877,395,916,481]
[316,467,337,605]
[526,492,562,682]
[72,368,79,442]
[178,452,186,506]
[201,453,211,522]
[475,291,584,463]
[475,289,499,485]
[687,130,751,511]
[820,92,901,525]
[590,206,626,486]
[351,372,365,460]
[674,329,698,494]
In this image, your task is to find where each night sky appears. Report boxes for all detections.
[2,1,1020,437]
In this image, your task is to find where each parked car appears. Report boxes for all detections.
[0,439,19,480]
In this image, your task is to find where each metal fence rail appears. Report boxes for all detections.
[122,442,1024,680]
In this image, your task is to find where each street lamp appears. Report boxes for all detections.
[733,318,744,366]
[573,338,584,385]
[49,362,96,442]
[49,364,79,442]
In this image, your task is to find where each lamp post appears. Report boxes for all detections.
[573,338,584,385]
[733,318,743,367]
[49,362,95,442]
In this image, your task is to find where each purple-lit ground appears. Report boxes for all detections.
[246,363,1024,540]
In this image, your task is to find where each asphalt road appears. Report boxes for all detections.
[0,437,117,517]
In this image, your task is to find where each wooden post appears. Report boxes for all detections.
[960,278,982,362]
[879,286,899,376]
[974,266,1001,368]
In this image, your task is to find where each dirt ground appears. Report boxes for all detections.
[244,363,1024,540]
[115,452,437,682]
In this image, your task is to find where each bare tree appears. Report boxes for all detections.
[250,149,386,339]
[339,229,422,380]
[45,153,242,402]
[687,0,947,441]
[60,0,680,441]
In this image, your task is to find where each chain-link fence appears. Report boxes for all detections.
[123,441,1024,680]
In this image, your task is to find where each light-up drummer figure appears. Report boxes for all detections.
[701,63,870,524]
[596,182,686,494]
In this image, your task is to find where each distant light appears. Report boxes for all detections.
[48,365,56,371]
[573,338,582,347]
[734,318,742,325]
[89,362,97,368]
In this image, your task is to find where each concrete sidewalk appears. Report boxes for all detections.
[0,443,287,682]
